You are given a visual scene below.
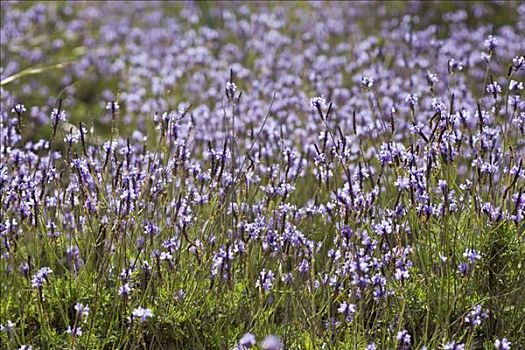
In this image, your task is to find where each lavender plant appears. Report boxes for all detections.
[1,1,524,349]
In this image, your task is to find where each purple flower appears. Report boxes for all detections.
[297,259,310,273]
[238,332,256,348]
[486,82,502,96]
[463,249,481,263]
[118,283,132,298]
[11,104,26,114]
[457,262,469,275]
[444,341,465,350]
[396,329,411,350]
[174,289,186,301]
[143,220,159,237]
[225,81,237,95]
[31,267,52,290]
[0,320,15,333]
[74,303,90,319]
[512,56,524,70]
[509,80,523,93]
[130,306,153,323]
[483,35,498,50]
[310,96,327,109]
[261,335,283,350]
[495,338,511,350]
[337,301,356,322]
[256,269,275,292]
[448,59,464,73]
[50,108,67,124]
[105,100,120,111]
[366,343,377,350]
[66,325,83,337]
[395,176,411,191]
[405,94,418,108]
[426,71,439,85]
[464,304,488,328]
[281,272,293,284]
[19,262,30,278]
[361,76,375,89]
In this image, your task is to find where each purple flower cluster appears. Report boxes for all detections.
[30,267,52,291]
[1,1,523,349]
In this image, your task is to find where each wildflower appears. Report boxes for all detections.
[426,71,439,86]
[64,131,81,144]
[0,320,15,333]
[510,95,523,110]
[394,176,410,190]
[18,346,33,350]
[11,104,26,114]
[66,245,83,273]
[255,269,275,292]
[397,329,411,350]
[226,81,237,94]
[50,108,67,124]
[297,259,310,273]
[457,262,469,275]
[31,267,52,290]
[310,96,327,109]
[174,289,186,301]
[19,262,30,278]
[226,81,237,99]
[486,81,502,97]
[66,325,83,337]
[495,338,512,350]
[481,51,492,63]
[405,93,418,109]
[281,272,293,284]
[366,343,377,350]
[483,35,498,51]
[395,266,410,281]
[361,76,375,89]
[130,306,153,323]
[464,304,488,328]
[444,341,465,350]
[74,303,90,319]
[431,98,446,114]
[261,335,283,350]
[238,332,256,348]
[463,248,481,263]
[143,220,159,237]
[337,301,356,322]
[509,80,523,93]
[448,59,464,74]
[118,283,132,298]
[512,56,524,70]
[105,100,119,112]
